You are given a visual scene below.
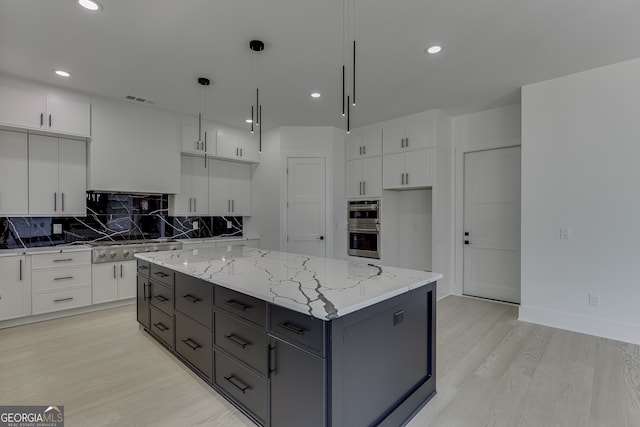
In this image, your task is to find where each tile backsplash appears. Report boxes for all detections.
[0,192,243,249]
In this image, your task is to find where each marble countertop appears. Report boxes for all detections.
[176,236,260,244]
[0,244,91,257]
[135,246,441,320]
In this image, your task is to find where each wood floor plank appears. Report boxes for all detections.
[1,296,639,426]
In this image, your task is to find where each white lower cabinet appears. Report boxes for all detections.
[382,148,433,189]
[31,251,92,315]
[0,255,28,321]
[92,260,137,304]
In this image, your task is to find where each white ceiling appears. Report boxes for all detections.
[2,0,640,130]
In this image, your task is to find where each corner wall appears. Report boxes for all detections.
[521,58,640,345]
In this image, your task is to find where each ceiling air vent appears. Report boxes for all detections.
[125,95,154,104]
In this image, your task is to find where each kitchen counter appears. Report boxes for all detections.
[135,246,440,320]
[0,244,91,257]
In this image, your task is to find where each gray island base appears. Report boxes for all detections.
[135,247,439,426]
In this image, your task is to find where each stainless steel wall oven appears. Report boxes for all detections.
[348,200,380,259]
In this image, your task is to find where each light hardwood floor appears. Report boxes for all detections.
[1,296,638,426]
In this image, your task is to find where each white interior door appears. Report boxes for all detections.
[463,146,521,303]
[286,157,326,257]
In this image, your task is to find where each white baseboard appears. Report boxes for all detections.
[519,305,640,346]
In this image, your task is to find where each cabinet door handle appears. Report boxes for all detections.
[194,198,197,212]
[224,334,250,349]
[228,199,231,212]
[19,259,23,281]
[240,148,243,157]
[181,338,201,351]
[54,297,73,303]
[153,322,169,332]
[143,282,150,300]
[54,193,57,212]
[153,294,168,303]
[224,375,250,394]
[405,137,409,147]
[225,299,250,311]
[40,113,44,126]
[53,276,74,281]
[120,264,123,278]
[236,147,239,156]
[61,193,64,212]
[53,258,73,263]
[277,322,305,335]
[268,344,277,375]
[153,271,169,278]
[49,114,52,128]
[204,131,208,168]
[406,173,409,185]
[363,181,366,195]
[231,199,234,213]
[363,146,366,155]
[189,198,192,212]
[401,173,405,185]
[113,265,117,279]
[182,294,201,303]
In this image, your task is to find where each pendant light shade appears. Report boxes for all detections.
[340,0,357,130]
[197,77,210,167]
[249,40,265,153]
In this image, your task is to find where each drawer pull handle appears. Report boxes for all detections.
[277,322,305,335]
[153,322,169,332]
[225,299,250,312]
[153,295,169,303]
[183,294,201,303]
[224,334,250,349]
[181,338,201,351]
[53,258,73,263]
[139,265,149,270]
[224,375,250,394]
[53,276,74,281]
[153,271,170,278]
[54,297,74,303]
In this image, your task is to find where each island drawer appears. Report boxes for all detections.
[150,264,174,287]
[214,311,267,375]
[215,287,266,327]
[175,312,212,381]
[214,350,267,423]
[175,273,212,327]
[137,260,150,277]
[150,306,174,349]
[269,305,326,357]
[149,281,173,315]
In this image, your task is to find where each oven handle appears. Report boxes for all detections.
[349,227,380,233]
[348,204,379,211]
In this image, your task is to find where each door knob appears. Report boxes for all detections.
[464,240,470,245]
[318,236,324,240]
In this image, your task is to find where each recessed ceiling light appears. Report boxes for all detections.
[54,70,71,78]
[245,118,253,123]
[425,45,442,55]
[310,92,321,98]
[78,0,102,11]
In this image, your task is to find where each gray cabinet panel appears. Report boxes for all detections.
[149,281,173,316]
[215,286,266,327]
[136,275,150,329]
[149,264,174,286]
[269,305,326,357]
[270,337,325,427]
[214,311,267,375]
[175,272,212,326]
[175,312,213,381]
[137,260,150,277]
[150,306,174,349]
[214,350,267,424]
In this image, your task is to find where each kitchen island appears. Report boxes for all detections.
[136,246,440,427]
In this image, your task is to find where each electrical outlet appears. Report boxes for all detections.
[560,227,570,239]
[589,293,600,306]
[52,223,62,235]
[192,221,199,230]
[227,221,232,229]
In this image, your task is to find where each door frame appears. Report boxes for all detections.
[280,152,333,258]
[453,140,521,296]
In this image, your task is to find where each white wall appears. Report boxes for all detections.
[451,104,522,295]
[521,58,640,345]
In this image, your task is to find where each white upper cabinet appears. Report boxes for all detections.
[181,121,216,157]
[0,130,28,215]
[169,155,210,216]
[382,148,433,190]
[216,127,259,163]
[346,129,382,160]
[209,159,252,216]
[0,81,90,137]
[28,134,86,216]
[382,112,434,155]
[346,156,382,198]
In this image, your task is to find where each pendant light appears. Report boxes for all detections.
[341,0,357,133]
[249,40,265,153]
[197,77,210,167]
